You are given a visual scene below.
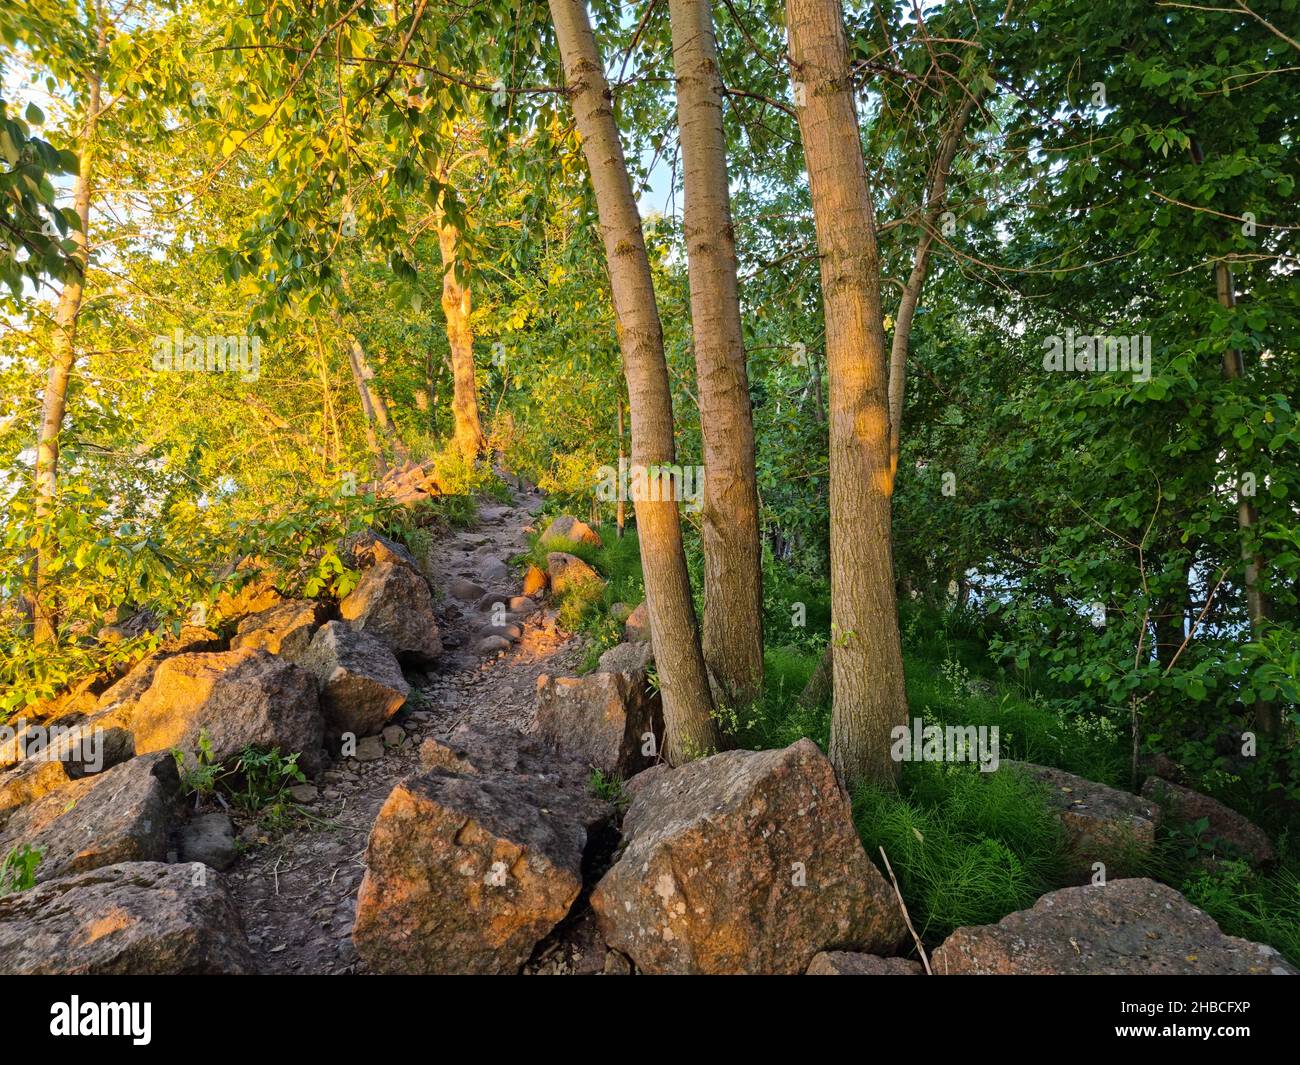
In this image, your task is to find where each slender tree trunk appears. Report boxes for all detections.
[348,336,409,464]
[1215,258,1278,735]
[549,0,720,762]
[436,218,486,461]
[1153,560,1190,671]
[888,91,979,479]
[32,67,101,644]
[788,0,908,789]
[345,338,389,477]
[616,395,626,538]
[668,0,765,705]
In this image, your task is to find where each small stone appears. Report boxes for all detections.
[623,602,650,643]
[381,724,406,748]
[353,735,385,762]
[287,784,319,803]
[545,553,603,598]
[522,565,548,598]
[178,812,238,871]
[540,516,603,549]
[449,578,484,602]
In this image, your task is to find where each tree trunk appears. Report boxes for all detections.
[345,338,390,477]
[787,0,908,789]
[616,395,626,538]
[437,219,486,461]
[888,91,979,479]
[348,336,409,465]
[31,67,101,644]
[1215,257,1278,735]
[549,0,720,762]
[798,644,833,708]
[668,0,765,705]
[1153,561,1190,670]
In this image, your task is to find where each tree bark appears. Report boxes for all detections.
[32,65,101,644]
[436,218,486,461]
[668,0,765,705]
[549,0,721,762]
[345,337,390,477]
[347,335,409,465]
[616,395,626,537]
[887,91,979,479]
[787,0,908,788]
[1215,257,1278,735]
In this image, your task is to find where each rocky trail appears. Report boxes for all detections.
[224,485,591,975]
[1,484,1295,977]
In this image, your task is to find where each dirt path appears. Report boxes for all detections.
[225,486,584,975]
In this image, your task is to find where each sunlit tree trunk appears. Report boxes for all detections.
[788,0,907,788]
[549,0,720,762]
[436,218,486,462]
[668,0,764,705]
[32,65,101,644]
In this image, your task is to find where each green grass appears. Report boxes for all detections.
[853,761,1071,943]
[1179,857,1300,965]
[516,524,645,670]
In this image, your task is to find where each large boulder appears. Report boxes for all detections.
[546,552,604,598]
[88,625,225,717]
[0,625,222,776]
[340,561,442,668]
[0,861,255,974]
[596,640,654,675]
[931,879,1297,975]
[128,647,325,775]
[356,724,612,974]
[0,759,70,824]
[231,599,329,662]
[1141,777,1275,867]
[416,724,614,835]
[540,515,603,549]
[214,561,282,620]
[1007,761,1158,881]
[0,753,178,882]
[300,621,409,738]
[341,529,422,574]
[806,952,924,975]
[535,669,662,777]
[353,770,591,974]
[591,739,905,974]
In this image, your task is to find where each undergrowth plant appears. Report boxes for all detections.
[0,844,41,896]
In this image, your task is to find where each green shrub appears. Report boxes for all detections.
[1180,857,1300,966]
[0,844,41,896]
[853,760,1070,943]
